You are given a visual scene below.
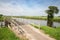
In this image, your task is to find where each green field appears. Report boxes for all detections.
[0,27,20,40]
[31,24,60,40]
[13,16,60,22]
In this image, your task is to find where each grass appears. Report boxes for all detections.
[13,16,47,20]
[0,27,20,40]
[31,23,60,40]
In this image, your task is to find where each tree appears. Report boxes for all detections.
[0,14,3,27]
[0,14,3,21]
[46,6,59,27]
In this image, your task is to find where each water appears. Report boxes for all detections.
[13,18,60,27]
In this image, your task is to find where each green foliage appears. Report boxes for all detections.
[0,14,4,21]
[49,6,59,13]
[0,14,3,18]
[0,27,20,40]
[46,6,59,27]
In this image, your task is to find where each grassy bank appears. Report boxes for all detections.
[0,27,20,40]
[13,16,47,20]
[13,16,60,22]
[31,24,60,40]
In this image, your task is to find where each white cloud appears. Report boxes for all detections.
[0,2,47,16]
[0,2,60,16]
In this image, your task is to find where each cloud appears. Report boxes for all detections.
[0,0,60,16]
[0,2,47,16]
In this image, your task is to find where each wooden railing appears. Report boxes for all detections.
[7,19,28,40]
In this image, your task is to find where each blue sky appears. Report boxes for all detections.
[0,0,60,16]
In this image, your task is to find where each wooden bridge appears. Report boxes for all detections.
[7,18,55,40]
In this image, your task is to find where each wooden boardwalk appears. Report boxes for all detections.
[9,19,55,40]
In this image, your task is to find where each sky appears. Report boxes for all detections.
[0,0,60,16]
